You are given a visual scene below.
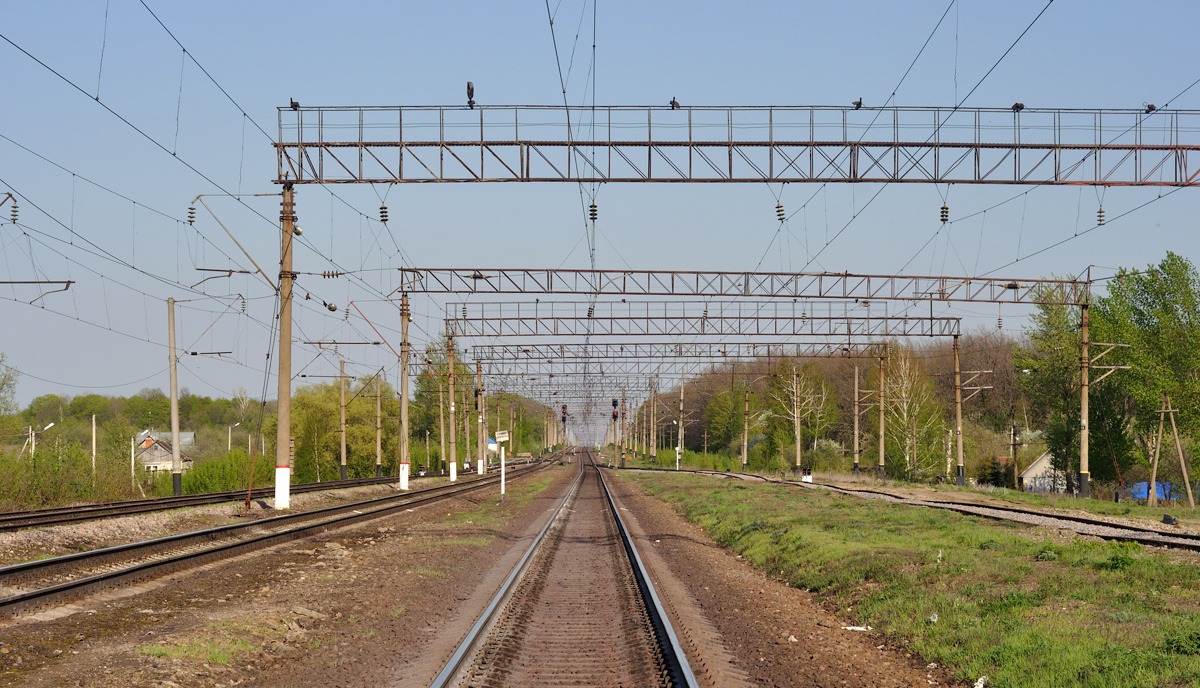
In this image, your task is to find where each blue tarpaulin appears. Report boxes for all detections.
[1130,482,1176,500]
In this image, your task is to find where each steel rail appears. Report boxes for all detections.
[0,460,550,618]
[428,455,585,688]
[430,451,698,688]
[596,457,700,688]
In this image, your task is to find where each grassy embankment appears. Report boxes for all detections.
[624,471,1200,688]
[616,447,1200,530]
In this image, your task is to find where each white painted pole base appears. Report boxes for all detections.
[500,446,506,496]
[450,461,457,482]
[477,459,485,476]
[274,466,291,509]
[399,463,410,490]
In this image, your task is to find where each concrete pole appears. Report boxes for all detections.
[954,335,966,486]
[1079,303,1091,498]
[476,360,485,476]
[437,378,446,474]
[500,441,506,496]
[677,374,684,470]
[447,334,457,482]
[794,371,802,472]
[339,359,347,480]
[650,376,657,462]
[878,349,887,479]
[509,402,515,456]
[742,389,750,470]
[130,434,135,489]
[167,297,183,497]
[619,390,626,468]
[853,365,861,474]
[275,183,295,509]
[91,413,96,477]
[375,371,383,478]
[399,294,411,489]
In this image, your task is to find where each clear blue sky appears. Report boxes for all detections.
[2,1,1198,407]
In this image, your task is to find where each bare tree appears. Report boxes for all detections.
[884,348,947,478]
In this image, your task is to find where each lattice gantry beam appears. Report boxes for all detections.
[277,105,1200,186]
[397,268,1088,305]
[446,300,959,338]
[470,341,881,361]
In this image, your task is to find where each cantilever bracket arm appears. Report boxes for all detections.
[1,280,75,305]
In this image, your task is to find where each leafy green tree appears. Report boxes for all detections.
[1093,252,1200,458]
[1015,295,1081,490]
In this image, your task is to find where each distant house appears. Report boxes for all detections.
[135,436,194,473]
[137,430,195,448]
[1019,452,1067,493]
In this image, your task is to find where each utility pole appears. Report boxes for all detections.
[878,347,887,480]
[399,294,411,489]
[793,370,803,473]
[447,333,457,482]
[742,388,750,470]
[509,402,515,456]
[375,370,383,478]
[650,376,657,463]
[853,365,860,474]
[437,374,446,474]
[91,413,96,478]
[167,297,183,497]
[953,335,966,486]
[1079,300,1091,498]
[677,371,685,471]
[619,390,626,468]
[275,183,295,509]
[476,360,485,476]
[340,359,347,480]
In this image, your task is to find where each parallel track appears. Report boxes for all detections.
[433,449,697,688]
[0,475,399,532]
[655,467,1200,553]
[0,459,552,619]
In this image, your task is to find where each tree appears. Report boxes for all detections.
[1093,252,1200,458]
[0,353,17,415]
[1015,292,1081,491]
[881,347,946,480]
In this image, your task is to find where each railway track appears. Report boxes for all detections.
[0,459,551,619]
[0,475,399,532]
[433,449,697,688]
[667,467,1200,553]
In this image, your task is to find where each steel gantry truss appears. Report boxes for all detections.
[445,300,960,338]
[277,105,1200,186]
[470,341,881,361]
[397,268,1089,306]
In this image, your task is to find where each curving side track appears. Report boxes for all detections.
[656,466,1200,553]
[433,449,698,688]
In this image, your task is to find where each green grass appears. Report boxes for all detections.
[138,620,268,665]
[623,471,1200,688]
